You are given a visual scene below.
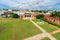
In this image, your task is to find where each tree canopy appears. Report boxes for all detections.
[51,11,60,17]
[36,14,44,19]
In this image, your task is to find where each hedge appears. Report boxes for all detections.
[41,18,60,28]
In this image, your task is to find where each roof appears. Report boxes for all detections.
[45,13,51,14]
[54,18,60,21]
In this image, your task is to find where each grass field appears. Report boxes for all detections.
[41,37,50,40]
[52,32,60,40]
[33,19,60,40]
[0,18,42,40]
[33,19,58,32]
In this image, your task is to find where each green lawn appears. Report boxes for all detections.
[0,18,42,40]
[52,32,60,40]
[41,37,50,40]
[33,19,60,40]
[33,19,58,32]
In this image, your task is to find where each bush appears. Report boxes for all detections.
[36,14,44,19]
[41,18,60,28]
[12,14,19,18]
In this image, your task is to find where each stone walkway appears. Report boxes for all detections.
[24,19,56,40]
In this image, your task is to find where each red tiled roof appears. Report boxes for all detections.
[53,18,60,21]
[44,14,60,21]
[44,14,51,18]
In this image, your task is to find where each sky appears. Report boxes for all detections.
[0,0,60,10]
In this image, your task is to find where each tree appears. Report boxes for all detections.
[3,12,8,18]
[38,10,48,13]
[1,11,14,18]
[51,11,60,17]
[36,14,44,19]
[12,14,19,18]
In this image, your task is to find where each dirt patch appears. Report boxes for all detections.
[0,26,5,32]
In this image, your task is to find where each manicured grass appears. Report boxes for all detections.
[41,37,50,40]
[33,19,60,40]
[52,32,60,40]
[0,18,42,40]
[33,19,58,32]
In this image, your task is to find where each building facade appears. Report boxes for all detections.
[19,10,41,19]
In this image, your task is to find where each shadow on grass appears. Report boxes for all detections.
[0,26,5,32]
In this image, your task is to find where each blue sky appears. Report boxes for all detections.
[0,0,60,10]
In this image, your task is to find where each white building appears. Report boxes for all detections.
[0,9,4,15]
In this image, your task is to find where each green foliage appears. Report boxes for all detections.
[1,11,14,18]
[41,18,60,28]
[12,14,19,18]
[36,14,44,19]
[31,10,48,13]
[1,11,19,18]
[39,10,48,13]
[51,11,60,17]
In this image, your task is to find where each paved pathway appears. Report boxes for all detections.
[24,19,56,40]
[50,29,60,34]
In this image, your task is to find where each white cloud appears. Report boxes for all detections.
[0,0,60,10]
